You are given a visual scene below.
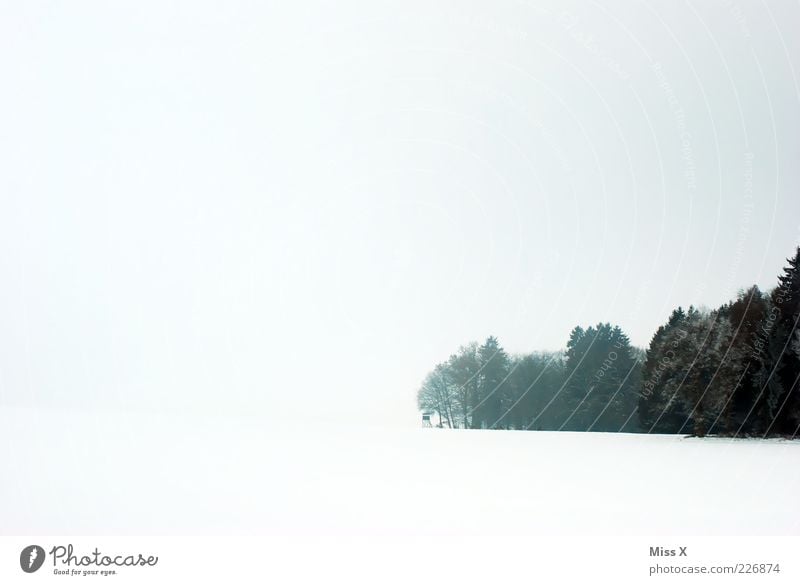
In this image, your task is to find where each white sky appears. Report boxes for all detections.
[1,1,799,425]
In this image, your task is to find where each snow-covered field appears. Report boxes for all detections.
[1,406,799,536]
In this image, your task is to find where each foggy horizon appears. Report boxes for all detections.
[1,0,799,426]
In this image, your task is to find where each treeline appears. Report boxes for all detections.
[417,247,800,437]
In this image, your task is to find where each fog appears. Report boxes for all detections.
[1,1,798,425]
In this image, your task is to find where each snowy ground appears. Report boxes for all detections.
[1,406,799,536]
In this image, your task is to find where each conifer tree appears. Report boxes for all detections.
[766,248,800,434]
[640,307,691,433]
[725,286,770,435]
[472,336,510,429]
[561,323,640,432]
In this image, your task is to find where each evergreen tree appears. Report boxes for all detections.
[413,243,800,439]
[663,309,744,437]
[766,247,800,434]
[561,323,640,432]
[640,307,692,433]
[472,336,510,429]
[503,352,565,430]
[724,286,771,435]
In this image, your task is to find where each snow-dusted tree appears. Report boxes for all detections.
[447,343,480,429]
[657,308,748,437]
[640,307,693,433]
[416,363,457,428]
[724,286,771,435]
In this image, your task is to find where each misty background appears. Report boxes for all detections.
[1,0,799,426]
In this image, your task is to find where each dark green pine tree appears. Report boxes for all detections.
[590,325,641,432]
[640,307,685,432]
[639,307,704,433]
[499,354,533,430]
[766,247,800,435]
[561,323,641,432]
[502,352,565,430]
[559,325,590,430]
[471,336,510,429]
[725,286,771,435]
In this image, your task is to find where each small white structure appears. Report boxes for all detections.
[421,412,433,428]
